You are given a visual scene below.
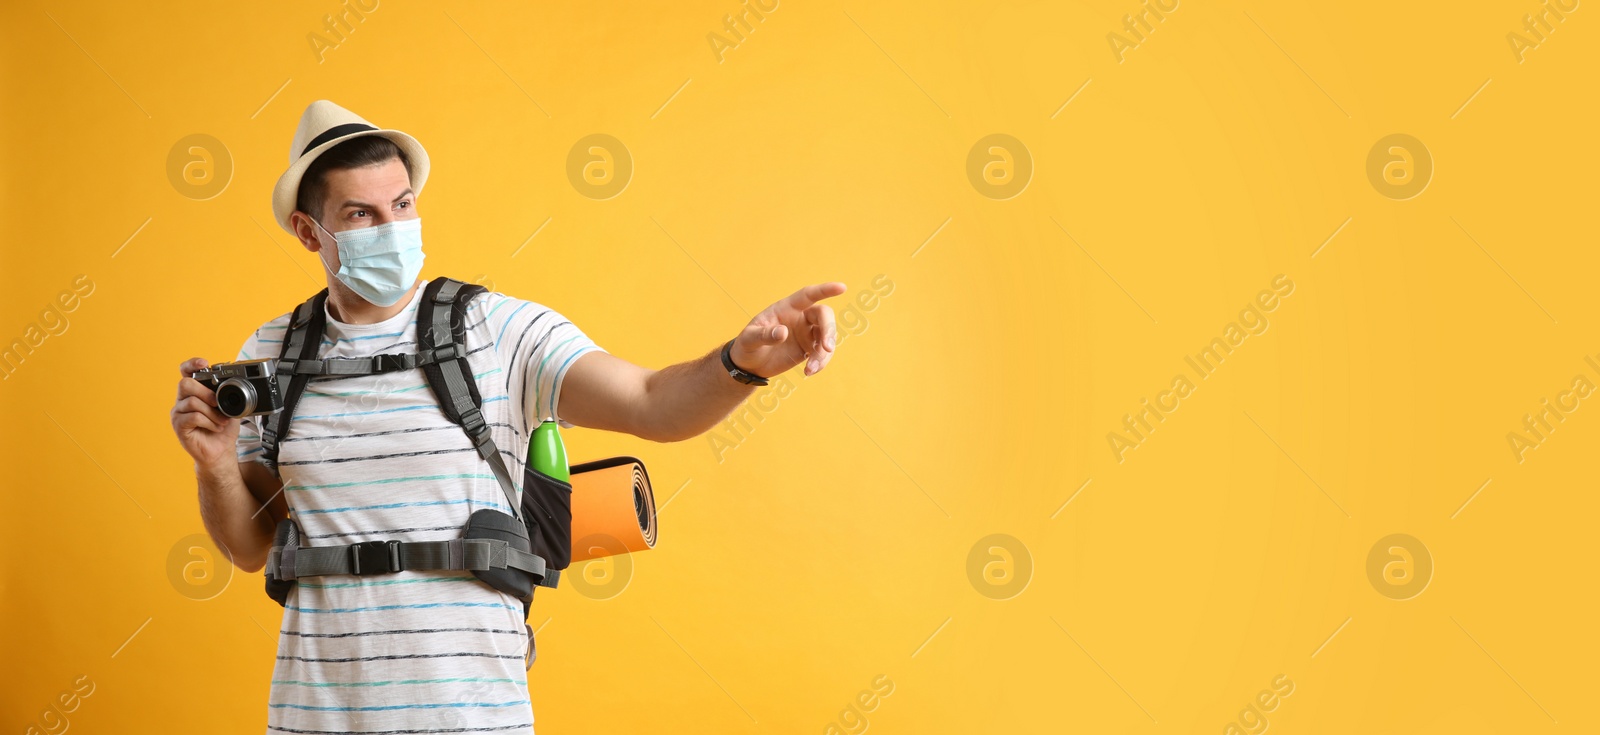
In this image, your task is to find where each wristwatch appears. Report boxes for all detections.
[720,339,770,386]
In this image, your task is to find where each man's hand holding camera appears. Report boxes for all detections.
[171,357,244,471]
[172,355,289,572]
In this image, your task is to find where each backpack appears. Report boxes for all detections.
[258,276,574,666]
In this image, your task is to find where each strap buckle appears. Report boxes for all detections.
[460,405,489,437]
[372,353,409,373]
[350,540,403,575]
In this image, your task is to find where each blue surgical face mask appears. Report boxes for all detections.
[313,216,426,307]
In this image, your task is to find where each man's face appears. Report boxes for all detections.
[293,156,418,274]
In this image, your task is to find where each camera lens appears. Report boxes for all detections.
[216,378,257,418]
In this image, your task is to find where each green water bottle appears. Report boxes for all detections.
[529,417,569,482]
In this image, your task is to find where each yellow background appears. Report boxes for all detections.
[2,0,1594,732]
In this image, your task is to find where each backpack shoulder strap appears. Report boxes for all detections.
[417,277,522,519]
[261,289,329,474]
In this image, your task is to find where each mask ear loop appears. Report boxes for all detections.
[308,216,341,277]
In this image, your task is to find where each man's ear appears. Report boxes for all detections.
[290,212,322,253]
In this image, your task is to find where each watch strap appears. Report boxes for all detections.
[720,339,770,386]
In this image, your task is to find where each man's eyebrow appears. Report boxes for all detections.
[338,188,415,211]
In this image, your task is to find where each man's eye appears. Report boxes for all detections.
[397,200,411,210]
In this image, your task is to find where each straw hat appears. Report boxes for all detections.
[271,100,430,235]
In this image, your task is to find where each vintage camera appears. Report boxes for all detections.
[194,358,282,418]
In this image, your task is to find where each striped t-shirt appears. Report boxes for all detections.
[233,283,603,734]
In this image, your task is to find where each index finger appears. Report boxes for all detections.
[179,357,210,378]
[784,281,848,311]
[178,377,217,404]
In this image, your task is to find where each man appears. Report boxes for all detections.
[168,100,845,733]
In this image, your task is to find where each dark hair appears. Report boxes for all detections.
[295,135,412,222]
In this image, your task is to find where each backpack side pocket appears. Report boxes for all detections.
[465,508,536,617]
[265,516,299,606]
[521,467,574,574]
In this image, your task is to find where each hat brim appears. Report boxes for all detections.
[271,129,430,236]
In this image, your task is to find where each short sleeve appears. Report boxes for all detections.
[233,313,291,468]
[476,291,606,436]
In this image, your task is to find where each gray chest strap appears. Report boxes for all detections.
[275,344,463,376]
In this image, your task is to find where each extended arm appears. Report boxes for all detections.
[557,282,847,442]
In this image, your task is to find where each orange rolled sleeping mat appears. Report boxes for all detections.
[567,456,658,562]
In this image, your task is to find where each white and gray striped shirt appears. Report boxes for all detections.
[234,284,603,734]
